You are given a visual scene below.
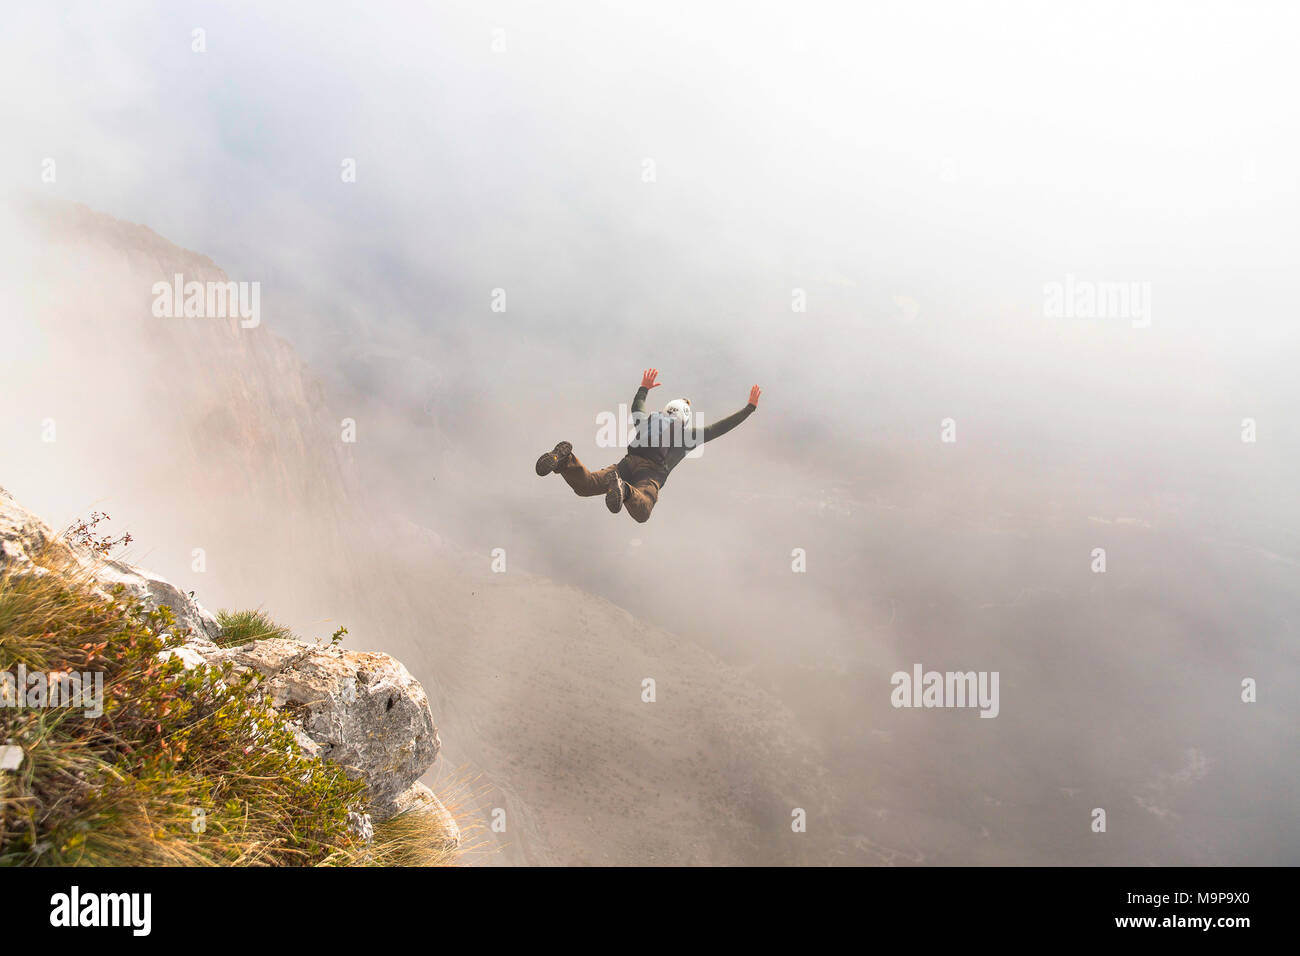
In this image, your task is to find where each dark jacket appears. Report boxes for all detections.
[624,385,755,487]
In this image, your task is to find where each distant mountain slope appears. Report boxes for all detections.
[1,194,362,619]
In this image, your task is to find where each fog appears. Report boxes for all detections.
[2,1,1297,863]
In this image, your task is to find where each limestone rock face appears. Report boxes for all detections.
[0,485,65,576]
[93,559,222,642]
[199,639,440,820]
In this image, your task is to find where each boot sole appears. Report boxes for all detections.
[535,441,573,476]
[605,475,624,514]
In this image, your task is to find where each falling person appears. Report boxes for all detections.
[534,368,761,522]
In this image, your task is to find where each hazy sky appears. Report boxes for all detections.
[6,1,1299,337]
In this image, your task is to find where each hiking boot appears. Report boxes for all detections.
[535,441,573,476]
[605,471,627,514]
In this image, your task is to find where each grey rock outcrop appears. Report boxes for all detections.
[94,559,222,642]
[0,485,63,575]
[192,638,440,821]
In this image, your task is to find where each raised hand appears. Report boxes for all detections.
[641,368,662,390]
[748,384,761,406]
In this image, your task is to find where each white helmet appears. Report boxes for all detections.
[662,398,692,428]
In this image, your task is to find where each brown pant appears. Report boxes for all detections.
[559,453,661,523]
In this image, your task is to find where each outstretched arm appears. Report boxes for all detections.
[702,385,761,443]
[631,367,660,415]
